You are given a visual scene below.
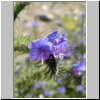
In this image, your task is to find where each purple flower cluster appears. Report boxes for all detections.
[28,30,71,62]
[43,90,52,97]
[56,78,62,84]
[71,54,86,77]
[76,84,84,94]
[34,81,46,89]
[51,33,71,58]
[57,86,66,94]
[55,19,62,26]
[32,21,39,27]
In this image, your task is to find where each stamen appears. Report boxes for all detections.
[59,55,64,60]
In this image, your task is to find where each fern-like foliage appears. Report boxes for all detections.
[14,36,34,53]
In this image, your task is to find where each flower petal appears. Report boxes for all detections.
[29,49,39,61]
[48,31,59,42]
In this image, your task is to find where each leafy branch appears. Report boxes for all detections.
[14,2,30,21]
[14,36,34,53]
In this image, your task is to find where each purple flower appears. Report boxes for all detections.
[39,81,46,88]
[72,71,81,77]
[54,43,71,58]
[47,30,59,42]
[71,54,86,77]
[28,38,52,61]
[72,60,86,72]
[43,90,52,97]
[28,30,71,62]
[76,85,84,94]
[47,30,67,44]
[56,19,62,26]
[52,43,71,58]
[32,21,39,27]
[34,81,46,89]
[57,86,66,94]
[34,82,40,89]
[53,33,67,45]
[56,78,62,84]
[83,53,86,60]
[48,32,71,59]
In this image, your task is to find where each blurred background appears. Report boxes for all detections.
[14,1,86,98]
